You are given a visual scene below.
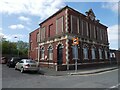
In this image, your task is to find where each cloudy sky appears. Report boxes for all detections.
[0,0,119,49]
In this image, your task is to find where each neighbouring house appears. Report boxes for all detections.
[109,49,120,64]
[29,28,39,61]
[29,6,110,71]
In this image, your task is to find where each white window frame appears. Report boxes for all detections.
[48,46,53,60]
[71,15,79,34]
[89,24,91,38]
[110,53,115,58]
[100,29,102,40]
[99,48,103,59]
[86,22,89,36]
[41,47,45,60]
[56,16,64,34]
[94,26,96,39]
[41,27,45,41]
[92,48,96,59]
[70,15,73,33]
[83,47,88,60]
[105,50,108,59]
[37,32,39,43]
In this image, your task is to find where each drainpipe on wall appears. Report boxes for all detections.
[37,39,40,66]
[55,60,58,71]
[38,27,41,67]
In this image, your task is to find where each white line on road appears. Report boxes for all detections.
[109,83,120,88]
[105,83,120,90]
[77,69,118,76]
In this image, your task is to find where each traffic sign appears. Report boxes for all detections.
[72,37,79,45]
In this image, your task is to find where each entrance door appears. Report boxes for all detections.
[57,44,63,65]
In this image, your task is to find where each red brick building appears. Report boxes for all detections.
[29,28,39,60]
[29,6,109,71]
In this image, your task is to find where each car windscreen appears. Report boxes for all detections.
[26,60,36,63]
[14,58,21,61]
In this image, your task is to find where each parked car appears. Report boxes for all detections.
[15,59,39,73]
[1,57,7,64]
[7,57,21,67]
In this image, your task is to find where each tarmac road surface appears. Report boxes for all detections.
[2,64,119,89]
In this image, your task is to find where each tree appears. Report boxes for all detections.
[17,41,29,57]
[2,39,28,58]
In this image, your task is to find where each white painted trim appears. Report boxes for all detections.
[62,16,64,32]
[40,36,66,46]
[39,35,108,49]
[38,45,40,62]
[65,8,68,33]
[47,44,53,50]
[56,66,57,71]
[56,41,64,49]
[66,36,69,70]
[70,15,73,33]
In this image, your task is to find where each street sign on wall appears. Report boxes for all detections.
[72,37,79,45]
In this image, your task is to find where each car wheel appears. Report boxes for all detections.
[21,67,24,73]
[15,66,17,70]
[35,69,39,73]
[8,65,11,68]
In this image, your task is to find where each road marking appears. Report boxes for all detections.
[69,69,118,76]
[91,69,118,75]
[105,83,120,90]
[109,83,120,88]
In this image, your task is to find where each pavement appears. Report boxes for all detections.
[39,64,118,76]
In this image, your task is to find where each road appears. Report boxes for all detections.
[2,64,119,89]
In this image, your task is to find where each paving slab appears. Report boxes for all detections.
[39,65,118,76]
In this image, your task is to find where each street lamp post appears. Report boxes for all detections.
[72,37,79,73]
[14,36,20,57]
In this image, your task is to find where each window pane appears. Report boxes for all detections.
[41,48,44,59]
[99,49,102,59]
[105,50,108,59]
[41,27,45,41]
[92,48,96,59]
[71,15,78,34]
[48,46,53,60]
[83,47,88,59]
[56,17,63,34]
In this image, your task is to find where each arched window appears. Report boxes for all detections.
[105,50,108,59]
[111,53,115,58]
[91,47,96,59]
[41,47,44,59]
[57,44,63,65]
[48,46,53,60]
[99,48,103,59]
[83,46,88,59]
